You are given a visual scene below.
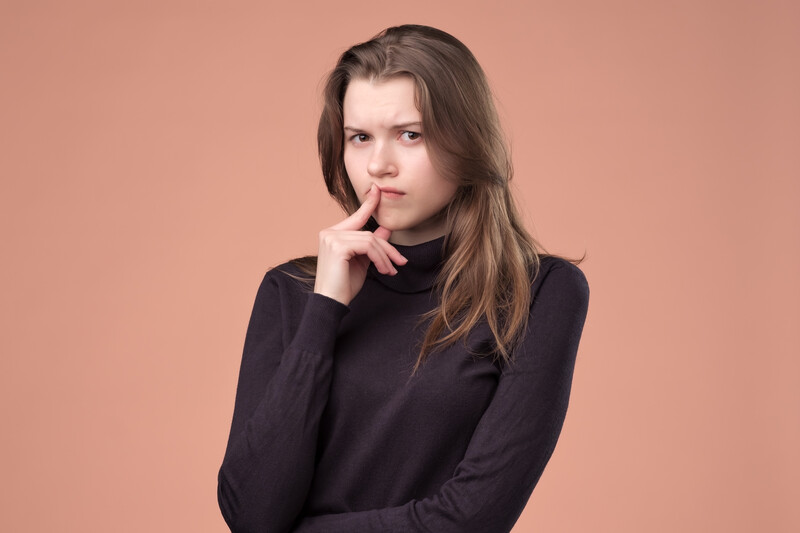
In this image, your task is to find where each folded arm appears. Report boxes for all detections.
[293,261,590,533]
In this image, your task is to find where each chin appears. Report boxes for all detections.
[372,215,404,232]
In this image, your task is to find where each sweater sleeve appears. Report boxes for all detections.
[292,261,589,533]
[218,270,349,533]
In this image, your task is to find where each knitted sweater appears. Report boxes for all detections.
[218,236,589,533]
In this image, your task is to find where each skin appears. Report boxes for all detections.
[343,77,458,246]
[314,77,458,306]
[314,184,407,306]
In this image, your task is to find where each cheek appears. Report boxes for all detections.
[435,184,458,209]
[343,150,354,178]
[343,152,363,191]
[422,167,458,204]
[344,149,368,173]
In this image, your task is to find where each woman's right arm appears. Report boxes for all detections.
[218,184,405,532]
[217,276,349,533]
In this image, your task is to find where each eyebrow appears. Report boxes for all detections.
[343,122,422,132]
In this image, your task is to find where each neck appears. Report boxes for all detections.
[368,235,445,293]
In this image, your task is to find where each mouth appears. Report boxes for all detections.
[376,186,405,199]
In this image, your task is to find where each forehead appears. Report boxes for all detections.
[342,77,420,126]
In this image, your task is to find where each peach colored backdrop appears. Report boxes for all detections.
[1,1,797,532]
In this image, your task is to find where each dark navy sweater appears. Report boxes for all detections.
[218,236,589,532]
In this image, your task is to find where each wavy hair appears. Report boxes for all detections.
[298,24,554,371]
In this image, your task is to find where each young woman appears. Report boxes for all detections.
[218,24,589,533]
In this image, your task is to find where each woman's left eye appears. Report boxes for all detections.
[400,131,422,142]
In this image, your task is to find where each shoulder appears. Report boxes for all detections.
[244,260,317,335]
[268,258,314,281]
[536,256,589,286]
[531,256,590,311]
[251,258,315,303]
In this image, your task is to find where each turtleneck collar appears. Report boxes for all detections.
[368,236,445,293]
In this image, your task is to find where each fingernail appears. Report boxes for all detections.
[391,267,398,275]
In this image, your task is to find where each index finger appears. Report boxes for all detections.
[330,184,380,231]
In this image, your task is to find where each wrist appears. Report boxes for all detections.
[313,282,350,306]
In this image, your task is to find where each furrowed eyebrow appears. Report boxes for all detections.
[391,122,422,130]
[343,122,422,132]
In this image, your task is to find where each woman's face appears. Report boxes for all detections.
[343,76,458,246]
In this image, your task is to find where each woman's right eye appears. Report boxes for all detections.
[350,133,369,143]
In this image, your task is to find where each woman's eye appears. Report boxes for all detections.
[401,131,422,142]
[350,133,369,143]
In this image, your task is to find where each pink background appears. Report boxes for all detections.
[1,1,798,531]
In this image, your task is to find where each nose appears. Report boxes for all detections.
[367,141,398,178]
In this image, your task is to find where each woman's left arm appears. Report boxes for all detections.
[293,261,590,533]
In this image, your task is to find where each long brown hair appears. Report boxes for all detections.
[300,24,551,370]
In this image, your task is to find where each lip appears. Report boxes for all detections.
[376,186,405,198]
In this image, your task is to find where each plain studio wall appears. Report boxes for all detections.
[1,1,798,531]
